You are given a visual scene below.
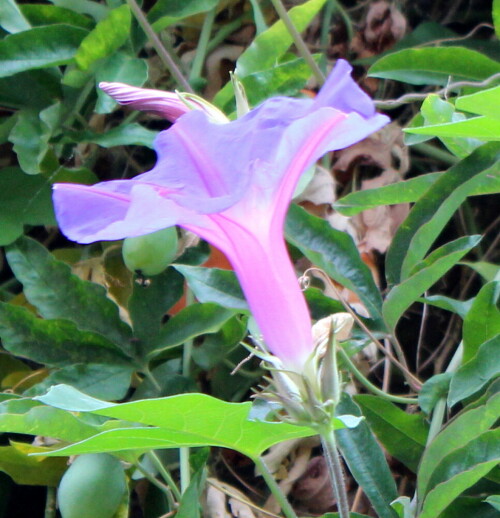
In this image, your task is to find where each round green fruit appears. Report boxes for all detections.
[57,453,126,518]
[122,227,178,276]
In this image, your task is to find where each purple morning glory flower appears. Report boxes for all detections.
[53,60,389,372]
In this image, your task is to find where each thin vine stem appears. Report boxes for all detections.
[189,6,217,82]
[269,0,326,85]
[254,457,299,518]
[320,427,350,518]
[146,451,182,502]
[126,0,193,92]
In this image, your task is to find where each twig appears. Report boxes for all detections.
[126,0,193,92]
[374,72,500,109]
[269,0,326,85]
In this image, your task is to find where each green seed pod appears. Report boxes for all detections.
[57,454,126,518]
[122,227,178,276]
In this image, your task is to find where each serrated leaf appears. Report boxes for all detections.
[0,25,88,78]
[75,4,131,71]
[419,429,500,518]
[386,142,500,285]
[355,395,428,472]
[383,236,480,330]
[5,237,133,351]
[462,281,500,362]
[174,265,247,310]
[147,303,237,359]
[449,334,500,406]
[37,385,320,459]
[369,47,500,85]
[336,394,399,518]
[417,392,500,499]
[286,204,383,323]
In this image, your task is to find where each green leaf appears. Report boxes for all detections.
[383,236,480,330]
[95,53,148,113]
[462,281,500,362]
[455,85,500,120]
[334,172,441,216]
[149,0,220,31]
[218,57,317,114]
[0,167,55,246]
[5,237,133,351]
[191,316,247,370]
[439,496,500,518]
[418,372,452,415]
[9,102,63,174]
[128,267,184,348]
[74,4,131,71]
[214,0,327,108]
[174,265,247,311]
[0,303,131,367]
[0,24,88,78]
[21,4,95,30]
[336,394,399,518]
[494,0,500,38]
[0,0,30,33]
[0,399,101,441]
[417,392,500,499]
[368,47,500,85]
[449,335,500,407]
[37,385,323,459]
[0,444,67,486]
[0,69,62,111]
[71,123,158,149]
[386,142,500,285]
[405,116,500,142]
[176,462,206,518]
[147,303,237,359]
[354,395,428,472]
[419,295,473,318]
[485,495,500,511]
[334,169,500,217]
[418,94,481,157]
[286,205,383,323]
[25,363,132,401]
[419,429,500,518]
[461,261,500,282]
[49,0,109,21]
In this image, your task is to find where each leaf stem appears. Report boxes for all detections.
[44,487,57,518]
[189,7,217,83]
[320,427,350,518]
[135,461,177,509]
[146,451,182,502]
[269,0,325,85]
[180,288,196,493]
[254,456,299,518]
[338,346,418,404]
[126,0,193,92]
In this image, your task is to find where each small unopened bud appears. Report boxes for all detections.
[231,73,250,118]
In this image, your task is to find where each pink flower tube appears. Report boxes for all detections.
[53,61,389,372]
